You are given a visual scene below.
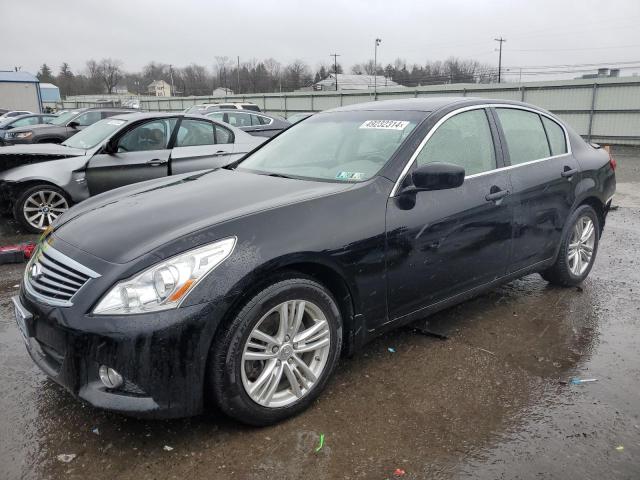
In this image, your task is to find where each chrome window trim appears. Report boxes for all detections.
[390,103,572,197]
[255,114,273,126]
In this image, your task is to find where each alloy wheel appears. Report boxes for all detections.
[567,215,596,276]
[241,299,332,408]
[23,190,69,230]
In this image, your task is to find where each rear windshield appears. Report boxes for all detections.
[238,110,427,182]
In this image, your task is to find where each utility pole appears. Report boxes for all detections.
[494,37,506,83]
[374,38,382,99]
[169,64,175,96]
[329,53,341,91]
[237,56,241,94]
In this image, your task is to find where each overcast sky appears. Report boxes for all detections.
[4,0,640,80]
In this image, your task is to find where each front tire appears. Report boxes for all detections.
[209,277,342,426]
[541,204,600,286]
[13,184,70,233]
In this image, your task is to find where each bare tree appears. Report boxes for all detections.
[97,58,123,94]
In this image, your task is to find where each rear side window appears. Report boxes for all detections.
[214,124,234,144]
[226,112,252,127]
[541,116,567,156]
[416,109,496,176]
[496,108,550,165]
[176,119,215,147]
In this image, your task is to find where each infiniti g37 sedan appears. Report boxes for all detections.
[12,98,615,425]
[0,112,265,232]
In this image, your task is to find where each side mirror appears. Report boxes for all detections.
[68,121,80,129]
[406,162,465,192]
[104,139,117,154]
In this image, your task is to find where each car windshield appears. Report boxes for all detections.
[62,118,127,149]
[49,110,81,125]
[237,110,425,182]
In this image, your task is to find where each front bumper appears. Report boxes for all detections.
[15,291,227,419]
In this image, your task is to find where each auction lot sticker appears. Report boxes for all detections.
[359,120,410,130]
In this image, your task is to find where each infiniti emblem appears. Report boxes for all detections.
[31,262,43,280]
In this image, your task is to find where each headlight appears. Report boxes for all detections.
[8,131,33,139]
[93,237,236,315]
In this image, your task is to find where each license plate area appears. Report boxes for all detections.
[12,296,33,339]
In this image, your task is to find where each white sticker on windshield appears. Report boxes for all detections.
[336,171,366,181]
[359,120,409,130]
[107,120,125,126]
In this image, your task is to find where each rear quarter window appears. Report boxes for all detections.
[541,116,567,156]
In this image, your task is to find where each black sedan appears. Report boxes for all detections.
[13,98,615,426]
[205,109,290,138]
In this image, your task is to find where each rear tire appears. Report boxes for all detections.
[540,204,599,287]
[208,276,342,426]
[13,184,71,234]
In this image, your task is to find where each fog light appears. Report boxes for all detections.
[99,365,123,389]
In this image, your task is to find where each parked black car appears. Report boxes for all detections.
[1,107,135,145]
[0,112,265,232]
[206,110,291,138]
[0,113,57,145]
[13,98,615,426]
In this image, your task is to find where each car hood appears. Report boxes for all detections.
[52,169,353,263]
[0,143,86,173]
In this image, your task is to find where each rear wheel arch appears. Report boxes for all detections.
[576,196,606,233]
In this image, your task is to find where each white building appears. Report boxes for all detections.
[312,73,400,91]
[212,87,234,97]
[147,80,171,97]
[0,71,42,112]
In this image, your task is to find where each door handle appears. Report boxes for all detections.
[561,167,579,178]
[146,159,167,166]
[485,189,510,202]
[213,150,227,156]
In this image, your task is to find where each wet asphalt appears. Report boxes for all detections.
[0,148,638,480]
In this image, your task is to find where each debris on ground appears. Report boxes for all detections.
[314,433,325,453]
[92,427,99,435]
[163,445,174,451]
[0,243,36,264]
[56,454,76,463]
[388,347,396,353]
[570,378,598,385]
[393,468,406,476]
[616,445,624,452]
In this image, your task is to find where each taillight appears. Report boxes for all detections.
[609,154,617,171]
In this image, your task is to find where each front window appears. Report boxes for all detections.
[237,111,424,182]
[117,118,177,152]
[62,118,127,149]
[48,110,81,125]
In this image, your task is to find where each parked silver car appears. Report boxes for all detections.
[0,112,265,232]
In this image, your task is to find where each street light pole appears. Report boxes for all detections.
[374,38,382,99]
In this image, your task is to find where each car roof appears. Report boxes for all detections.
[327,97,548,114]
[109,111,252,124]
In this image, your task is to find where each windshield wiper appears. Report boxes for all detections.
[264,172,294,179]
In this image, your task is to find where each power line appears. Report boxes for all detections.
[329,53,341,91]
[494,37,506,83]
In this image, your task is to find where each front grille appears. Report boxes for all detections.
[26,245,100,306]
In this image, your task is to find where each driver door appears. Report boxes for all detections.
[86,118,178,195]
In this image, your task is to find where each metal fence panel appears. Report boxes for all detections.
[61,77,640,144]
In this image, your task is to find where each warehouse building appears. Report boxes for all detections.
[0,71,42,113]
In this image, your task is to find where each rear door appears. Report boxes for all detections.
[492,107,578,272]
[385,107,514,323]
[170,118,238,175]
[86,117,177,195]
